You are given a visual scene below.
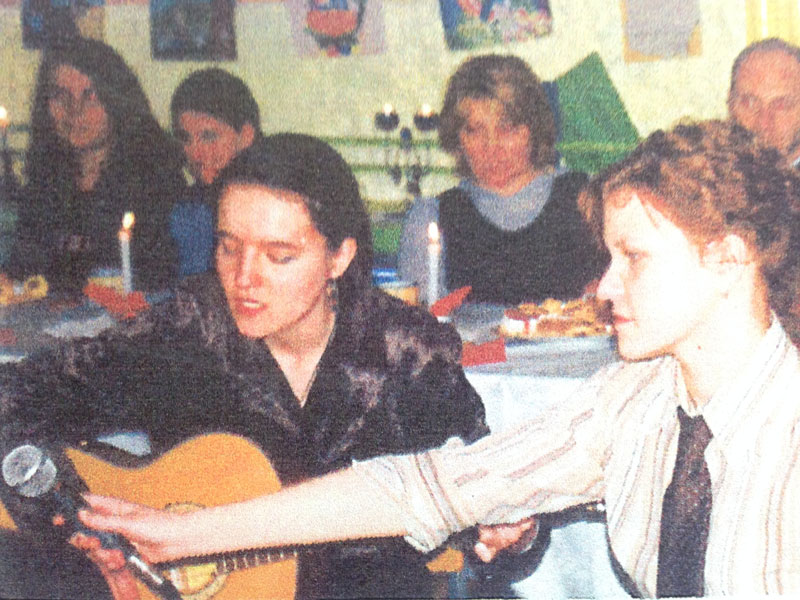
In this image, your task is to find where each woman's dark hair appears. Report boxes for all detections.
[438,54,557,176]
[579,119,800,343]
[215,133,373,308]
[25,37,180,192]
[170,68,262,135]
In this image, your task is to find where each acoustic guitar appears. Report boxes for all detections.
[0,433,462,600]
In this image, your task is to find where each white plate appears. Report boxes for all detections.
[504,334,616,356]
[451,302,616,353]
[450,302,505,343]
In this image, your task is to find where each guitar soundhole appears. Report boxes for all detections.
[162,502,228,600]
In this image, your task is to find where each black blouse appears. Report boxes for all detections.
[9,147,183,293]
[439,172,608,304]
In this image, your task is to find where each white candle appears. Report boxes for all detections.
[118,212,135,294]
[427,221,441,306]
[0,106,8,151]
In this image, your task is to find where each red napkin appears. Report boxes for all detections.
[0,328,17,346]
[461,337,506,367]
[430,286,472,318]
[83,283,149,320]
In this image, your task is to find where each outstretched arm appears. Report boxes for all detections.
[81,372,612,568]
[80,467,407,564]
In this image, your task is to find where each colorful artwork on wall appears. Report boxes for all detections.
[150,0,236,60]
[438,0,552,50]
[621,0,701,62]
[21,0,106,49]
[286,0,386,58]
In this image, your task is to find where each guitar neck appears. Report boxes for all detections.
[213,547,302,576]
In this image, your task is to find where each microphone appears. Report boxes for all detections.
[2,444,183,600]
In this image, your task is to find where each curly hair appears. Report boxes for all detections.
[579,119,800,343]
[438,54,557,177]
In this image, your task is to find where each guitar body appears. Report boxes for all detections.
[2,434,297,600]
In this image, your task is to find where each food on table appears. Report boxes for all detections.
[499,296,612,339]
[0,275,48,305]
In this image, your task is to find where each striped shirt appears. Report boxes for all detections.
[354,319,800,595]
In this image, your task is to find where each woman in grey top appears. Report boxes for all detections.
[398,54,606,304]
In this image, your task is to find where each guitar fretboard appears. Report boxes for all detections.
[216,548,301,575]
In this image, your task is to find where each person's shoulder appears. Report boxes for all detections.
[552,169,590,195]
[589,356,676,416]
[355,287,445,330]
[437,185,470,208]
[402,195,439,226]
[123,128,184,182]
[171,273,228,317]
[349,288,462,362]
[171,188,214,216]
[543,170,591,219]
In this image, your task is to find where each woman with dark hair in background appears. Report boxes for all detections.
[169,68,262,277]
[0,133,487,599]
[399,54,607,304]
[7,37,184,293]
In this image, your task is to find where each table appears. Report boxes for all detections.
[0,288,172,361]
[0,296,154,455]
[0,297,113,362]
[464,368,631,598]
[453,303,632,598]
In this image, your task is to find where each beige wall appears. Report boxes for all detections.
[1,0,747,140]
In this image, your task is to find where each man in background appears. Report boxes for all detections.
[729,37,800,166]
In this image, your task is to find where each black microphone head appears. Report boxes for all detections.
[2,444,58,498]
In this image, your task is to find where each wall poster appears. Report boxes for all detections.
[621,0,701,62]
[150,0,236,60]
[21,0,106,49]
[286,0,386,58]
[438,0,553,50]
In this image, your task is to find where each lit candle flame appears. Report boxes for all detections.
[382,103,394,116]
[121,212,135,231]
[419,103,433,118]
[0,106,8,129]
[427,221,440,244]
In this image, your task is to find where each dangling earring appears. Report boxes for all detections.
[326,278,339,310]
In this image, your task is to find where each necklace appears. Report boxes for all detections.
[296,315,337,407]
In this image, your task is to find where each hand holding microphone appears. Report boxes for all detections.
[2,444,183,600]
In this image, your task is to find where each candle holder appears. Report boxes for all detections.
[374,105,399,132]
[375,104,439,197]
[413,104,439,132]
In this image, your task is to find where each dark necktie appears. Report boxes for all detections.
[656,406,713,598]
